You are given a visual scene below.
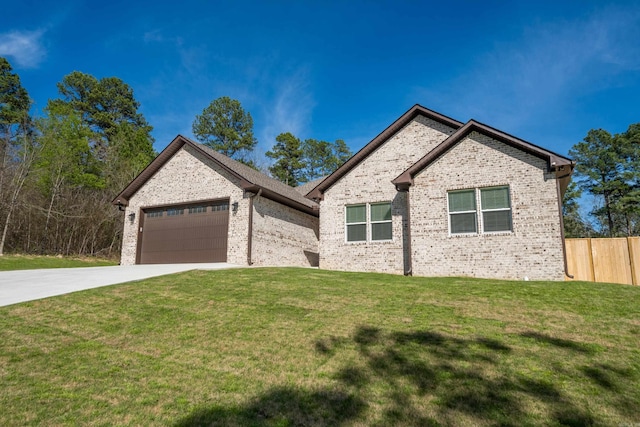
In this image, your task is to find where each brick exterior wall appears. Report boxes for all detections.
[251,197,319,267]
[409,131,565,280]
[120,145,249,265]
[319,116,457,273]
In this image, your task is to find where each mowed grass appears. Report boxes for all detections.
[0,268,638,426]
[0,254,116,271]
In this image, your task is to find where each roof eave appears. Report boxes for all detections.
[392,120,575,187]
[243,183,319,216]
[113,135,318,216]
[112,135,188,205]
[306,104,464,200]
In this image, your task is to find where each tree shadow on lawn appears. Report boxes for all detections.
[175,387,366,427]
[175,326,623,426]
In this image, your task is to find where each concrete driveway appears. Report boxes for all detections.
[0,263,239,307]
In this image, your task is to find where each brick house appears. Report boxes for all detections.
[114,105,574,280]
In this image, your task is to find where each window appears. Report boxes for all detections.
[448,186,512,234]
[212,203,228,211]
[481,187,512,232]
[166,208,184,216]
[146,210,163,218]
[188,206,207,214]
[370,202,392,240]
[346,202,392,242]
[448,190,477,234]
[346,204,366,242]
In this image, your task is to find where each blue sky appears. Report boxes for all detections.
[1,0,639,162]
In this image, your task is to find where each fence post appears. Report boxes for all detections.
[588,238,595,282]
[629,237,638,286]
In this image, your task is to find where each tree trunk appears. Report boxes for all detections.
[44,172,64,252]
[604,191,614,237]
[0,181,23,256]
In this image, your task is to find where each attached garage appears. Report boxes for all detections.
[137,200,229,264]
[114,135,320,267]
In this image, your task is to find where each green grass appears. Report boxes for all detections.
[0,254,117,271]
[0,268,638,426]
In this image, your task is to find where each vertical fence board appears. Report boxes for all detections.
[628,237,639,286]
[566,237,638,286]
[565,239,594,281]
[591,238,633,285]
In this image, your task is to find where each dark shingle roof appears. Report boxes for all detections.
[294,176,327,196]
[113,135,318,216]
[193,140,318,211]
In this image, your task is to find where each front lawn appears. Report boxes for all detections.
[0,268,638,425]
[0,254,117,271]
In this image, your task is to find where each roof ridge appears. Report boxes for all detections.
[306,104,463,200]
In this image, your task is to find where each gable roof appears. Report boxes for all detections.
[392,119,575,194]
[306,104,463,201]
[113,135,319,216]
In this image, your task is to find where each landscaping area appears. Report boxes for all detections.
[0,254,117,271]
[0,267,638,425]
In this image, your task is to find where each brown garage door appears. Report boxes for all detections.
[138,200,229,264]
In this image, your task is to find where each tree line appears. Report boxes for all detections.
[565,124,640,237]
[0,58,352,257]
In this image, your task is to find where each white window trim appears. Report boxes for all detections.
[480,186,512,234]
[447,186,513,236]
[369,202,393,242]
[345,204,367,243]
[345,202,393,243]
[447,190,478,236]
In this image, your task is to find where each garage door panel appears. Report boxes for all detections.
[139,201,229,264]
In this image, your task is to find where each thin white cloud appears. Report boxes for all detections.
[0,29,46,68]
[415,6,640,131]
[259,67,316,149]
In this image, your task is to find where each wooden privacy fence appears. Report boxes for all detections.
[565,237,639,285]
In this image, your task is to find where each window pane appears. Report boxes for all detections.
[370,202,391,221]
[188,206,207,214]
[449,190,476,212]
[211,203,229,211]
[450,212,477,234]
[483,210,512,232]
[347,224,366,241]
[166,208,184,216]
[346,205,366,223]
[481,187,510,210]
[372,222,392,240]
